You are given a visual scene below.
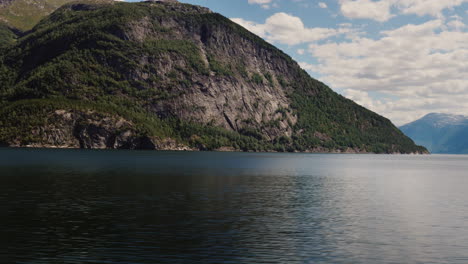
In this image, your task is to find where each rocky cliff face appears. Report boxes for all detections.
[122,5,297,140]
[0,1,427,153]
[0,0,14,7]
[4,106,192,150]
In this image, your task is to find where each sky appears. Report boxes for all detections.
[172,0,468,126]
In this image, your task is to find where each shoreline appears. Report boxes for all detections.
[0,145,430,155]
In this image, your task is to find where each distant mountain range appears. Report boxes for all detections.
[400,113,468,154]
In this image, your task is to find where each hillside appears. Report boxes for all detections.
[0,0,78,31]
[400,113,468,154]
[0,0,427,153]
[0,22,17,48]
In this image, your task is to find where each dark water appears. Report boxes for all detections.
[1,149,468,264]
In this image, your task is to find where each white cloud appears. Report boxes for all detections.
[299,61,316,71]
[232,13,344,45]
[240,0,468,125]
[248,0,272,4]
[344,89,384,113]
[381,19,443,37]
[339,0,468,22]
[396,0,468,17]
[448,20,466,31]
[247,0,276,9]
[318,2,328,8]
[230,18,268,38]
[447,15,466,31]
[306,19,468,125]
[340,0,394,22]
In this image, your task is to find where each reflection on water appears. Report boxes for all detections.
[1,149,468,263]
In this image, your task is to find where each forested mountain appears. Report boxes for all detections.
[0,0,78,31]
[0,0,427,153]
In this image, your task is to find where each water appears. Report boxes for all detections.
[1,148,468,264]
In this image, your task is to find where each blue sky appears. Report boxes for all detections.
[173,0,468,125]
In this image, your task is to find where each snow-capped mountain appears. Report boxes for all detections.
[400,113,468,154]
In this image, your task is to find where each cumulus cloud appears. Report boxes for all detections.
[447,15,466,31]
[299,61,316,71]
[318,2,328,8]
[232,13,345,45]
[340,0,394,22]
[248,0,276,9]
[306,19,468,125]
[396,0,468,17]
[248,0,272,3]
[339,0,468,22]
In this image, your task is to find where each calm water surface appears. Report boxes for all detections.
[1,148,468,263]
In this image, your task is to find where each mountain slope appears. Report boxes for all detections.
[0,22,17,48]
[0,1,427,153]
[400,113,468,154]
[0,0,80,31]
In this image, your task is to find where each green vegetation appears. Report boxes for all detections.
[251,73,263,85]
[0,98,171,144]
[264,72,274,86]
[288,71,425,153]
[207,54,233,76]
[0,23,17,50]
[144,39,209,75]
[0,0,77,31]
[0,98,278,151]
[0,1,427,153]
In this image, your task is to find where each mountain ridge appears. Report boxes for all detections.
[0,0,427,153]
[400,113,468,154]
[411,113,468,127]
[0,0,98,31]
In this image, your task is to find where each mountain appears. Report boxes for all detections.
[0,22,17,48]
[0,0,427,153]
[400,113,468,154]
[0,0,79,31]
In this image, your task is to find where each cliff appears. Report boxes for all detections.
[0,1,427,153]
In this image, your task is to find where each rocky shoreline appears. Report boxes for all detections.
[1,143,429,154]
